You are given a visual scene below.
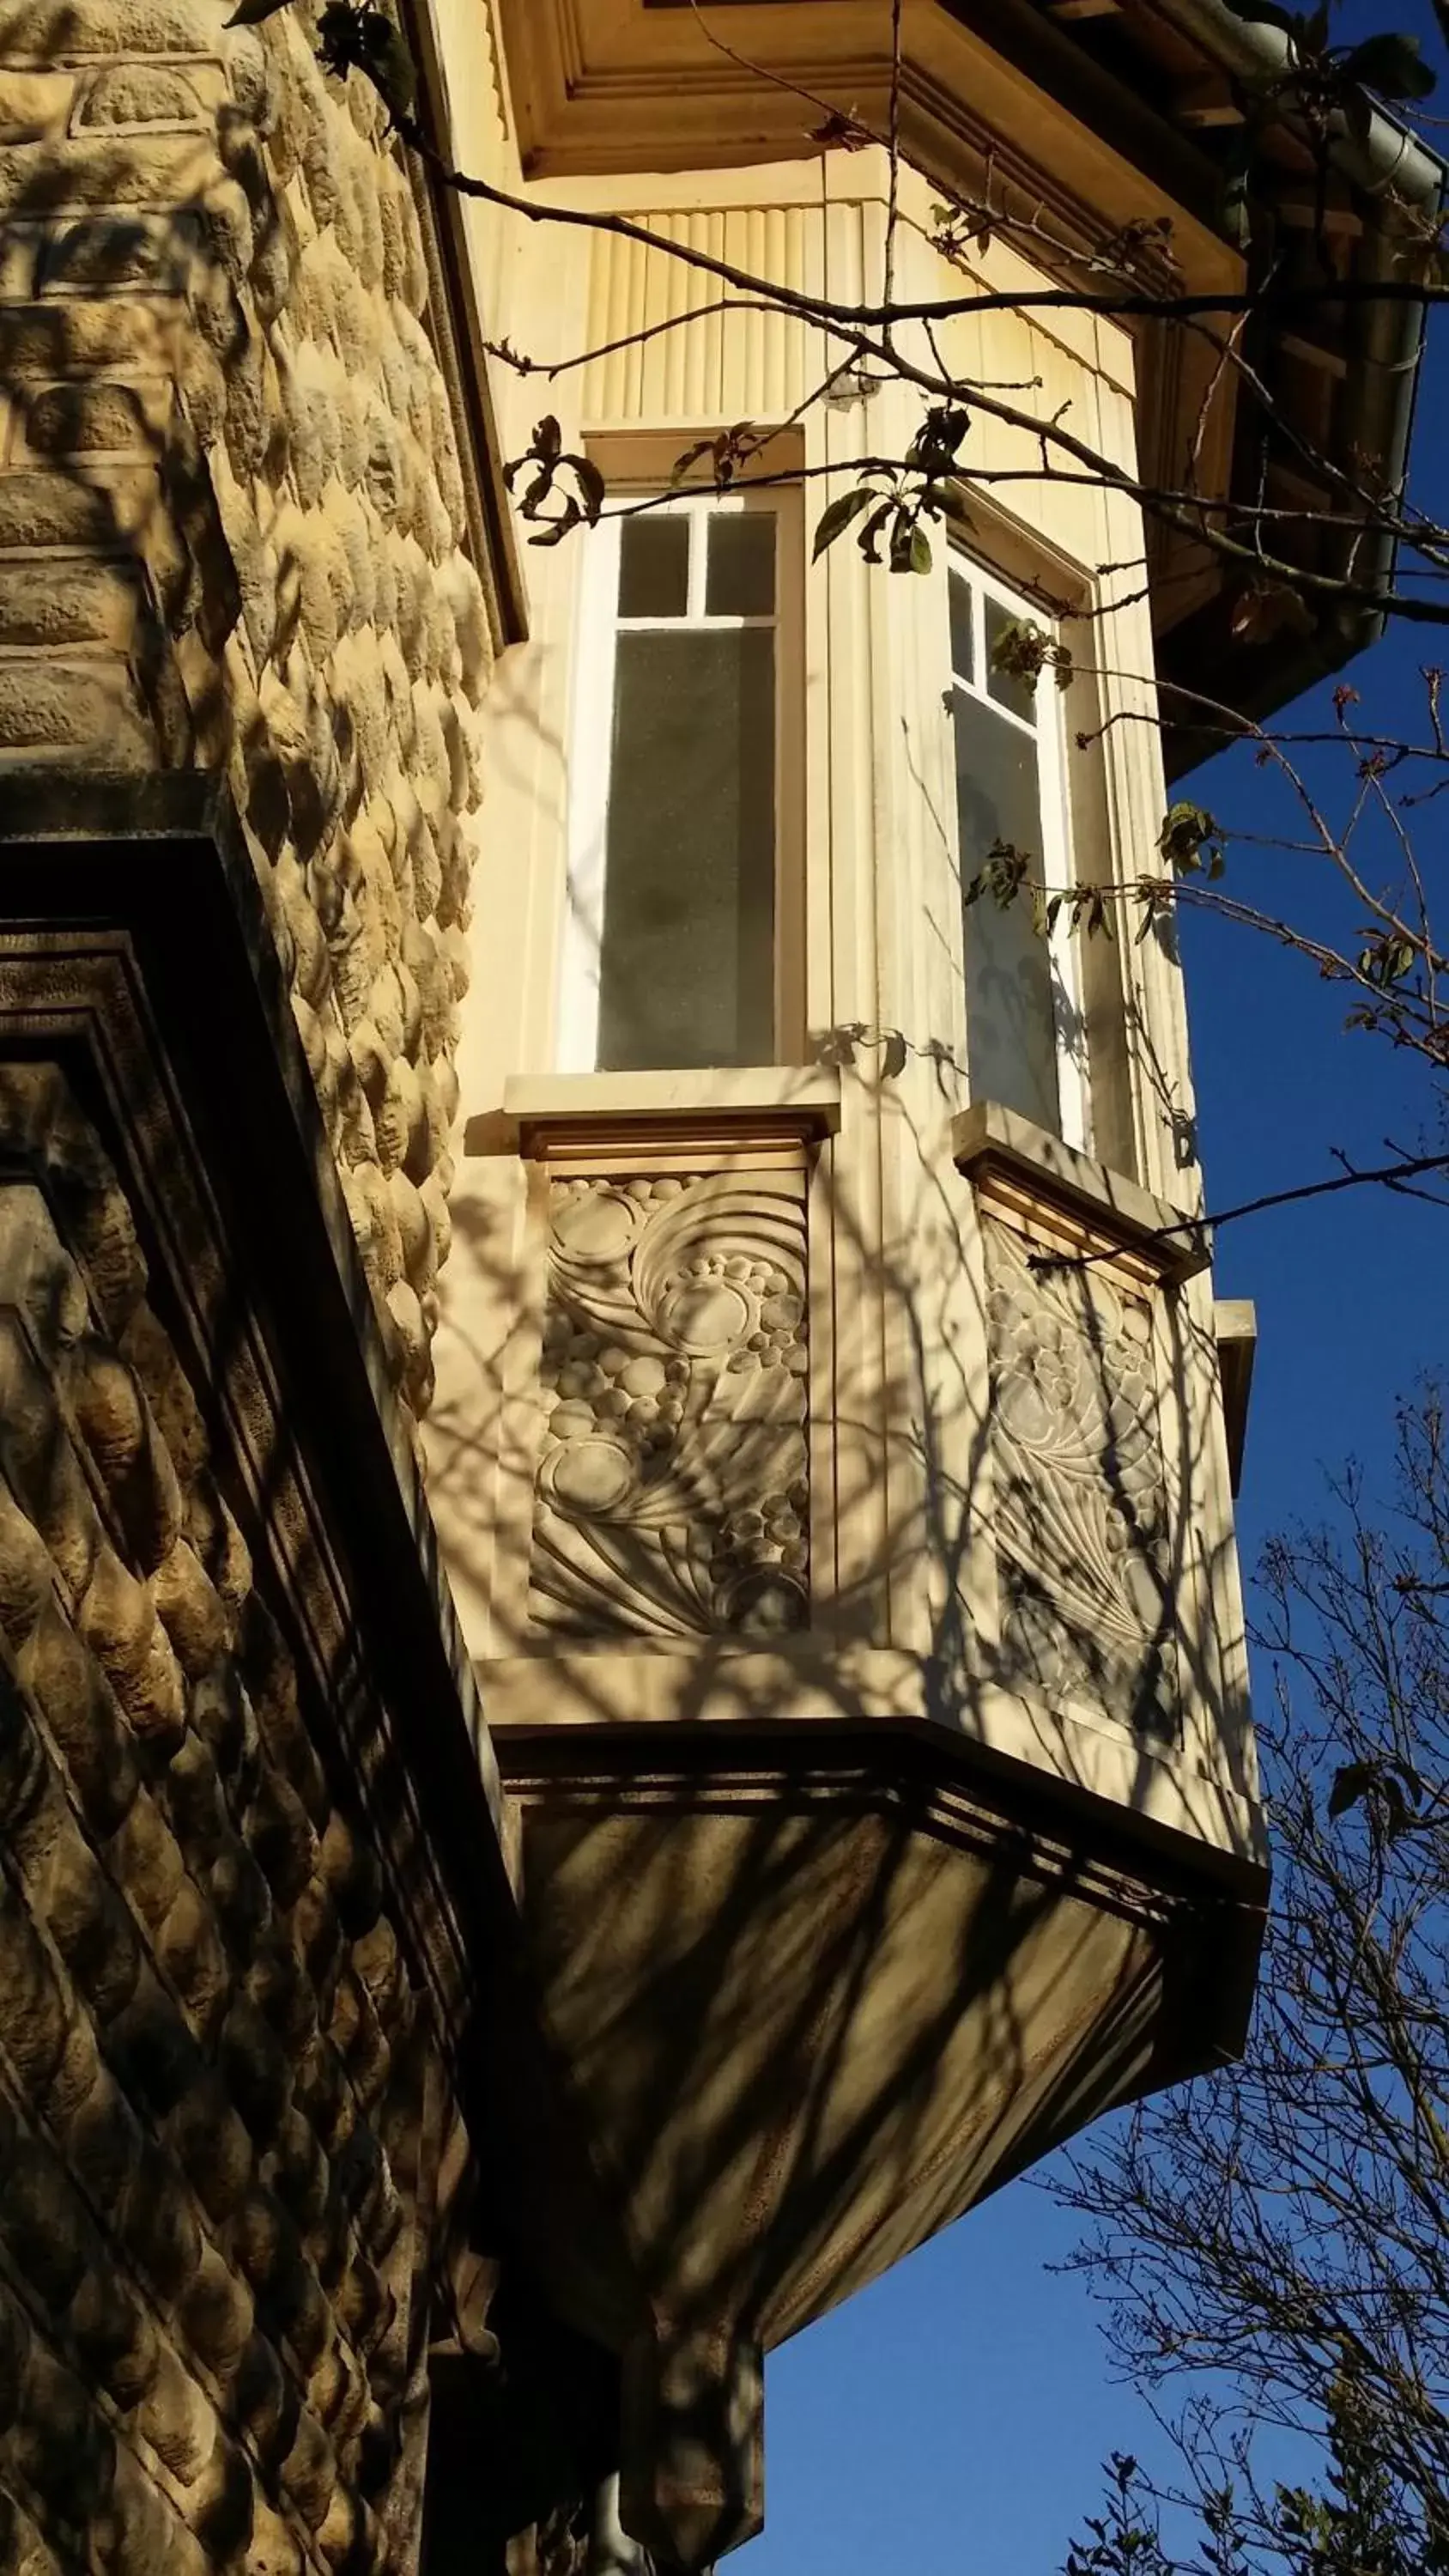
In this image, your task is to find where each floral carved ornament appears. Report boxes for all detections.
[982,1215,1178,1736]
[529,1169,810,1640]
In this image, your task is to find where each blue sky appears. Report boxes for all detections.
[745,21,1449,2565]
[743,743,1447,2576]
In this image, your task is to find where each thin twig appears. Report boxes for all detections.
[1030,1151,1449,1276]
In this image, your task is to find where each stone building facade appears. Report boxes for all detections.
[0,9,537,2575]
[0,2,1434,2573]
[0,0,500,1428]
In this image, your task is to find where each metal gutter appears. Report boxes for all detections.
[1152,0,1443,206]
[1153,0,1446,674]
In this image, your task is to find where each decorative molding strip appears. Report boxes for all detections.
[479,1637,1268,1869]
[0,780,511,2032]
[504,1744,1192,1922]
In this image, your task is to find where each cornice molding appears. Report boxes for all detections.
[499,1724,1267,1935]
[499,0,1235,265]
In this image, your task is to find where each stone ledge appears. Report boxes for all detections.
[465,1065,843,1159]
[952,1097,1213,1283]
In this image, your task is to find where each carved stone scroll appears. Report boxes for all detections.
[982,1213,1178,1735]
[528,1168,810,1640]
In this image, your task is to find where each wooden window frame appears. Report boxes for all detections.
[559,476,805,1075]
[949,544,1091,1153]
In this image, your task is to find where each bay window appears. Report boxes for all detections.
[557,491,1109,1158]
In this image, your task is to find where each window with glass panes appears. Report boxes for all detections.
[561,491,789,1073]
[949,555,1086,1147]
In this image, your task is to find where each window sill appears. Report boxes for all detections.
[951,1100,1211,1285]
[464,1066,842,1160]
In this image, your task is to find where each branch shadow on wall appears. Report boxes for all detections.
[420,1011,1263,2573]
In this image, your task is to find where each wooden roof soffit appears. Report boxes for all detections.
[481,0,1445,736]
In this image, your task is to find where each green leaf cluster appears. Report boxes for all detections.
[1157,802,1224,878]
[669,423,761,489]
[990,615,1074,696]
[811,404,974,578]
[1355,930,1419,990]
[962,839,1034,913]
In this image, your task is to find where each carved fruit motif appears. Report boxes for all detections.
[529,1171,809,1640]
[983,1217,1178,1735]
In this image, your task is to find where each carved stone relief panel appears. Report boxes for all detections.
[982,1212,1178,1736]
[528,1167,810,1641]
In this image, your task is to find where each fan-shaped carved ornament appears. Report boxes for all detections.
[528,1169,810,1639]
[984,1215,1178,1736]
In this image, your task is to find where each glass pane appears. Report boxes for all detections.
[619,514,690,618]
[985,592,1038,724]
[706,512,775,617]
[949,568,974,684]
[597,629,775,1071]
[953,687,1061,1135]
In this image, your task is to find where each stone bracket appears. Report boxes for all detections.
[1215,1297,1257,1497]
[621,2321,765,2567]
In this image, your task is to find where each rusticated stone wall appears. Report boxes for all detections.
[0,0,497,1425]
[0,1051,475,2576]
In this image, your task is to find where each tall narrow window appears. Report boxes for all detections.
[949,556,1086,1147]
[562,490,790,1073]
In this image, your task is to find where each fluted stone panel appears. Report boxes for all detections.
[0,0,499,1424]
[0,1059,471,2576]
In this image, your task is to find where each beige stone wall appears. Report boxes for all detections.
[0,0,498,1423]
[0,1058,468,2576]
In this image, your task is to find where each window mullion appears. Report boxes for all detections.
[558,513,622,1073]
[1038,684,1090,1151]
[688,501,706,621]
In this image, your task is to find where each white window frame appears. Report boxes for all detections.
[949,548,1090,1153]
[559,483,801,1075]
